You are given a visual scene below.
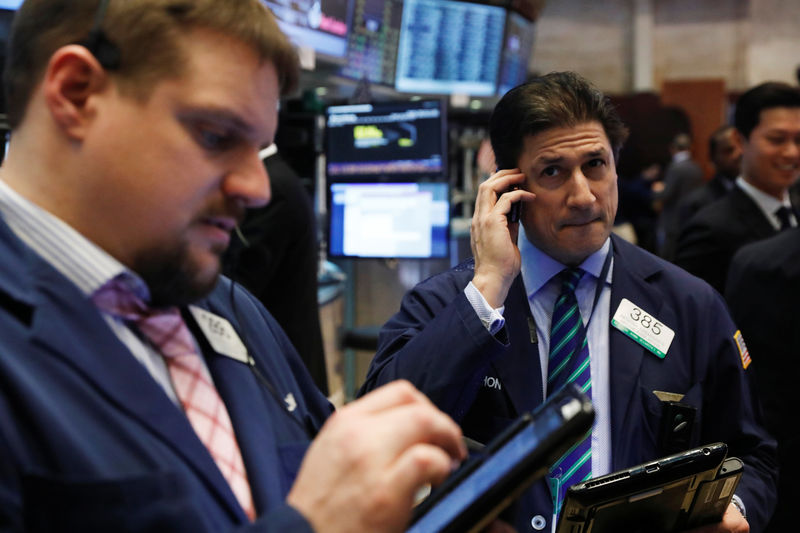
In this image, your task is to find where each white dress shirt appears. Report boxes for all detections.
[736,176,797,230]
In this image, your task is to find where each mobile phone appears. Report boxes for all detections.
[406,384,595,533]
[497,167,521,223]
[504,185,521,223]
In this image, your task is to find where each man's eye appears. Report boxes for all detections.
[197,128,232,151]
[587,158,605,168]
[541,166,559,177]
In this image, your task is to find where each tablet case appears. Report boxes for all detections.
[556,442,731,533]
[685,457,744,529]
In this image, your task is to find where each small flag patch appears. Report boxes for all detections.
[733,330,751,369]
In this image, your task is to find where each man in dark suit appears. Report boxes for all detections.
[675,82,800,293]
[223,146,329,394]
[725,228,800,533]
[0,1,465,531]
[677,124,742,224]
[654,132,704,260]
[361,72,777,533]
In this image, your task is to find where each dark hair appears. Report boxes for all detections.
[671,132,692,151]
[489,71,629,169]
[733,81,800,140]
[708,124,735,159]
[4,0,298,129]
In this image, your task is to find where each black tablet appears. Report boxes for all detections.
[555,442,732,533]
[406,384,595,533]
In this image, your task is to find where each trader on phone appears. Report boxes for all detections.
[360,72,777,533]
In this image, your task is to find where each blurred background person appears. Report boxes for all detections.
[725,227,800,533]
[224,145,329,394]
[676,81,800,293]
[617,161,662,253]
[652,132,703,261]
[678,124,742,225]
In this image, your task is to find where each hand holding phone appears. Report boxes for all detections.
[471,168,533,307]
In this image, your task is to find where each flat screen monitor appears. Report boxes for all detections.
[0,5,19,119]
[339,0,404,86]
[328,181,449,258]
[326,99,446,181]
[262,0,353,60]
[497,11,535,96]
[394,0,505,96]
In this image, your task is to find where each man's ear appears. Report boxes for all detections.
[42,44,109,139]
[733,128,747,149]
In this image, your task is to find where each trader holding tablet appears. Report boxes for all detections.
[361,72,777,532]
[0,1,465,531]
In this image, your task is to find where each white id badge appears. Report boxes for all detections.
[188,306,250,364]
[611,298,674,359]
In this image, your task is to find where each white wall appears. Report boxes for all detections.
[748,0,800,86]
[531,0,632,93]
[653,0,749,90]
[530,0,800,94]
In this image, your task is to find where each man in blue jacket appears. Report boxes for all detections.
[0,1,465,531]
[362,72,777,533]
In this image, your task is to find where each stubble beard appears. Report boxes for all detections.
[131,240,224,308]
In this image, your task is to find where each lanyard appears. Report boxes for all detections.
[584,239,614,332]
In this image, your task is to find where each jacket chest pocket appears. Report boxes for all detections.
[641,382,704,456]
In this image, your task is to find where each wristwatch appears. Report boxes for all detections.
[730,495,746,518]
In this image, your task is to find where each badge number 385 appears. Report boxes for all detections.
[611,298,675,359]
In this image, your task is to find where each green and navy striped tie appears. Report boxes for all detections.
[547,267,592,515]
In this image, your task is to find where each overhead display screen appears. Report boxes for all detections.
[262,0,353,59]
[339,0,404,86]
[497,11,536,95]
[394,0,505,96]
[326,100,446,180]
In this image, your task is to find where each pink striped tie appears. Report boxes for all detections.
[92,278,256,520]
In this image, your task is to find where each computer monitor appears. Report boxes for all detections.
[328,181,449,258]
[497,11,535,96]
[0,5,18,122]
[325,99,447,180]
[394,0,505,96]
[262,0,353,61]
[339,0,404,86]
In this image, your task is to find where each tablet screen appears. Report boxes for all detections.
[408,400,567,533]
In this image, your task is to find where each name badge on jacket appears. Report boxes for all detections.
[188,306,249,363]
[611,298,675,359]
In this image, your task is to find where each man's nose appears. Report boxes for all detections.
[567,170,596,207]
[782,139,800,160]
[223,148,271,208]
